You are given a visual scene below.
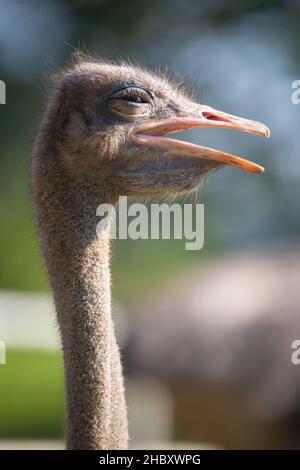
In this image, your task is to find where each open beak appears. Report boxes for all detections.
[131,104,270,174]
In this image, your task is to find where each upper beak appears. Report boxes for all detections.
[131,104,270,173]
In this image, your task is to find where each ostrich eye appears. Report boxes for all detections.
[107,86,153,120]
[124,95,146,104]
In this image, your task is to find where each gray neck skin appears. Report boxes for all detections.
[32,155,128,450]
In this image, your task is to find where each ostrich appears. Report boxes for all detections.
[31,58,269,450]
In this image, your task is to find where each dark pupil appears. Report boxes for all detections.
[125,95,144,103]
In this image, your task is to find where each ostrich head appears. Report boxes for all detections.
[44,59,269,200]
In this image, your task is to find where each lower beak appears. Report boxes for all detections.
[131,104,270,173]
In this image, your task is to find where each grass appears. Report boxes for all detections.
[0,349,64,438]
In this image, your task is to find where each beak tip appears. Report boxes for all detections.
[263,126,271,138]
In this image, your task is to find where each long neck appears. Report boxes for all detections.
[32,154,128,449]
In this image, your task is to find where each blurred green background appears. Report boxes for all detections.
[0,0,300,443]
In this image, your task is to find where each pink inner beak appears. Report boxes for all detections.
[131,105,270,174]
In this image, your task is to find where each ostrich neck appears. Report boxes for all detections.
[32,155,128,449]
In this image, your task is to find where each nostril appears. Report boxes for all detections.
[202,111,231,123]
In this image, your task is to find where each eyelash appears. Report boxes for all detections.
[123,95,148,104]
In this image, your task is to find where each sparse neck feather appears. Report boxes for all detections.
[32,151,128,450]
